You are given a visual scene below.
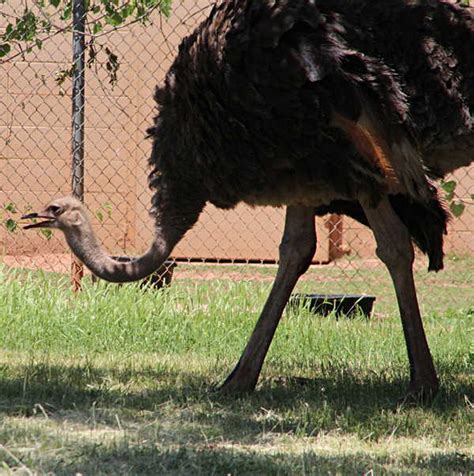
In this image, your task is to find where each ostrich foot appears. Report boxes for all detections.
[218,361,259,394]
[399,379,439,406]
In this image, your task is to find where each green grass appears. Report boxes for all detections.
[0,259,472,475]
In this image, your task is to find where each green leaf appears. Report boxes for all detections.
[441,180,457,194]
[39,229,54,240]
[95,210,104,223]
[103,202,112,218]
[5,24,14,37]
[4,218,18,233]
[41,19,52,33]
[0,43,11,58]
[4,203,17,214]
[92,21,103,34]
[160,0,172,17]
[95,202,113,223]
[450,202,466,218]
[105,47,119,84]
[61,4,72,20]
[13,10,38,42]
[105,12,123,26]
[49,0,60,7]
[121,3,135,18]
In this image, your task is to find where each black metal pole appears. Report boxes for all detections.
[71,0,86,290]
[72,0,85,199]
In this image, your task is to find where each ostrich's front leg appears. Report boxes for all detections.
[220,206,316,393]
[361,197,439,401]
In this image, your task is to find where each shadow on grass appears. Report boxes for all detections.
[0,362,203,414]
[0,360,471,438]
[3,438,472,475]
[1,360,472,474]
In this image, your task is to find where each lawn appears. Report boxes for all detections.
[0,257,472,475]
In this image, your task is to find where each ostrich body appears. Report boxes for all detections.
[25,0,473,400]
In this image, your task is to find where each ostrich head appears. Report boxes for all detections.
[21,196,190,283]
[22,196,86,231]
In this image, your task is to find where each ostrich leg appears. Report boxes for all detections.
[361,197,439,400]
[220,206,316,393]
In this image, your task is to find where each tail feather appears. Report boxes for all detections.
[388,194,449,272]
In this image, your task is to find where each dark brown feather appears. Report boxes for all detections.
[147,0,473,271]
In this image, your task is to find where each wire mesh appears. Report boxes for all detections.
[0,0,472,311]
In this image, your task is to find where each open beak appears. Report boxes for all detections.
[21,212,56,230]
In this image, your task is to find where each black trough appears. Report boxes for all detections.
[290,294,376,318]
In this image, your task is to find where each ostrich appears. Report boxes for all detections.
[24,0,473,400]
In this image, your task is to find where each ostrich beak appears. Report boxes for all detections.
[21,211,56,229]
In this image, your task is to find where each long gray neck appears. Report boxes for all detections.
[64,217,173,283]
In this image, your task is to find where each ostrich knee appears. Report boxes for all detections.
[373,222,414,274]
[278,225,316,277]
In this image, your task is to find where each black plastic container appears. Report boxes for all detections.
[290,294,376,318]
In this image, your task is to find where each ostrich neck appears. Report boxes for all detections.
[64,217,171,283]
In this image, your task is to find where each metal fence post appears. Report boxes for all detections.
[71,0,86,292]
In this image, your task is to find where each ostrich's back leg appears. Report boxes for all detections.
[220,206,316,393]
[361,197,439,400]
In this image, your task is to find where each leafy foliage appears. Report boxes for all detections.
[0,0,173,83]
[2,203,18,233]
[440,180,471,218]
[1,203,54,240]
[95,202,113,223]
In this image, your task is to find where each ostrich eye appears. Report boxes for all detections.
[48,205,63,216]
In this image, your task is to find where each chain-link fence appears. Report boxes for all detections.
[1,0,473,310]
